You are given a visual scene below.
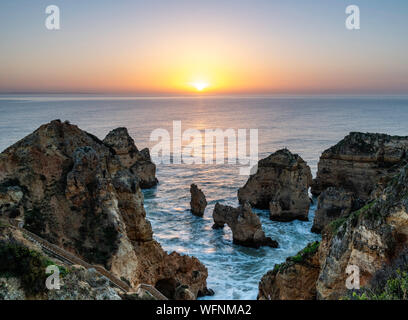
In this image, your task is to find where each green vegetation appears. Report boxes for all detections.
[272,241,320,273]
[328,201,376,235]
[0,241,67,295]
[348,269,408,300]
[289,241,320,263]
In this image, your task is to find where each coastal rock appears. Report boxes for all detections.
[238,149,312,222]
[0,277,26,300]
[0,185,24,218]
[212,202,278,248]
[315,166,408,300]
[103,127,158,188]
[311,187,354,233]
[0,120,209,299]
[190,184,207,217]
[258,162,408,300]
[258,242,320,300]
[47,265,122,300]
[311,132,408,199]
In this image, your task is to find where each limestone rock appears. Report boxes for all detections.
[0,185,24,218]
[212,202,278,248]
[0,277,26,300]
[311,187,354,233]
[238,149,312,222]
[311,132,408,199]
[103,127,158,188]
[47,265,122,300]
[258,163,408,300]
[258,242,320,300]
[0,120,209,299]
[190,184,207,217]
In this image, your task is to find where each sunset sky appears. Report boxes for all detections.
[0,0,407,94]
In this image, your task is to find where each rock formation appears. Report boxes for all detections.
[0,224,122,300]
[311,187,354,233]
[190,184,207,217]
[311,132,408,199]
[212,202,278,248]
[259,161,408,300]
[0,120,210,299]
[311,132,408,233]
[238,149,312,222]
[258,242,320,300]
[103,127,158,189]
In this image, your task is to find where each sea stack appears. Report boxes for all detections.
[212,202,278,248]
[238,149,312,222]
[190,184,207,217]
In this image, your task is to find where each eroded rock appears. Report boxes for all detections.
[212,202,278,248]
[103,127,158,188]
[311,132,408,199]
[0,120,208,299]
[238,149,312,222]
[258,242,320,300]
[190,184,207,217]
[311,187,354,233]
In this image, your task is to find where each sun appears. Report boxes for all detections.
[191,82,209,92]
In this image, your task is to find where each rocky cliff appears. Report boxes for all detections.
[258,242,320,300]
[0,120,209,299]
[311,187,355,233]
[259,161,408,300]
[311,132,408,233]
[312,132,408,198]
[238,149,312,222]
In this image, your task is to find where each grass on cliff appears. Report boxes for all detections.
[0,241,68,295]
[348,269,408,300]
[328,201,376,235]
[273,241,320,273]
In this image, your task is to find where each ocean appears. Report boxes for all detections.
[1,94,408,299]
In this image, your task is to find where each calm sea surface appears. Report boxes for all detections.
[1,95,408,299]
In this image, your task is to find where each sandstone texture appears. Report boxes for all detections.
[312,132,408,199]
[0,120,209,299]
[212,202,278,248]
[190,184,207,217]
[238,149,312,222]
[311,132,408,233]
[259,162,408,300]
[311,187,354,233]
[103,127,158,189]
[258,242,320,300]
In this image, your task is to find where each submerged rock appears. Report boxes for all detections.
[238,149,312,222]
[190,184,207,217]
[0,120,209,299]
[212,202,278,248]
[103,127,158,188]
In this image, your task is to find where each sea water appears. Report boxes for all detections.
[1,94,408,299]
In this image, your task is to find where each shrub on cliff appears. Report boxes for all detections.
[0,240,66,295]
[348,248,408,300]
